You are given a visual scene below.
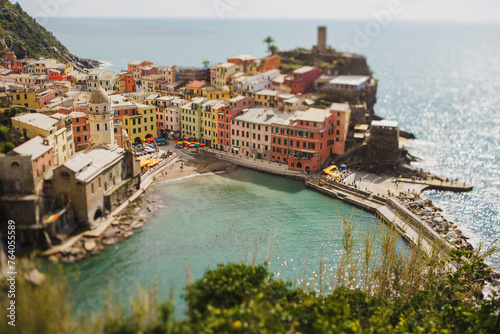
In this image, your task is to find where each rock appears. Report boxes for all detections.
[138,217,145,222]
[119,225,132,232]
[24,269,46,285]
[123,231,134,238]
[131,221,144,229]
[112,221,120,226]
[48,255,60,263]
[84,239,97,252]
[102,238,117,246]
[446,231,457,239]
[147,206,153,212]
[103,228,121,238]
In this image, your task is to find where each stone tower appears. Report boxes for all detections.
[317,26,327,50]
[88,87,115,147]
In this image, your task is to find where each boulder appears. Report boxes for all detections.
[84,239,97,252]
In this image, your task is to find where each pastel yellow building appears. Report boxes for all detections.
[214,63,242,89]
[11,113,75,165]
[201,100,225,148]
[180,97,206,140]
[206,89,235,102]
[8,91,39,109]
[122,102,157,143]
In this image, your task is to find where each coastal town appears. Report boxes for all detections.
[0,28,473,261]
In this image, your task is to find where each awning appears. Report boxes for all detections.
[154,137,166,142]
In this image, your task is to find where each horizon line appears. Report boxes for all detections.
[35,16,500,24]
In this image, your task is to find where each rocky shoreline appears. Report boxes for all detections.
[395,192,473,252]
[47,156,239,263]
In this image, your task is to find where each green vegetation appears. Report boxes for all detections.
[2,221,499,333]
[279,56,303,74]
[0,106,24,153]
[0,0,98,68]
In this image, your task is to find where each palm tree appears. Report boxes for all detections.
[202,60,210,69]
[263,36,274,49]
[268,45,278,56]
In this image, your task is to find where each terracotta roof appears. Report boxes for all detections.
[186,80,206,89]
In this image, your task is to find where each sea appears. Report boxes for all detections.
[41,18,500,317]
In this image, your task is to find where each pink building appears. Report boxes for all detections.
[10,135,54,194]
[161,66,176,84]
[153,96,175,136]
[113,121,127,149]
[218,96,254,149]
[285,66,322,94]
[37,89,57,108]
[231,107,289,160]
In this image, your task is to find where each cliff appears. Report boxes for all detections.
[0,0,100,71]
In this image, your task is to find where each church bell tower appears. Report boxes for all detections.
[88,87,115,147]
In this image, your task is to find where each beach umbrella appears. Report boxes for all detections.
[340,164,347,168]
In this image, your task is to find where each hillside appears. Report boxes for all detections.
[0,0,100,70]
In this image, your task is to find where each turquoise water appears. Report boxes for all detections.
[43,19,500,253]
[41,18,500,315]
[67,169,378,317]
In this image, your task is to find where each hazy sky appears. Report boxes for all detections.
[11,0,500,22]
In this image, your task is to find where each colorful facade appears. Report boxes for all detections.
[271,107,338,172]
[218,96,254,149]
[285,66,323,94]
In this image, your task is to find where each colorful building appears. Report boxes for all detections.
[11,112,75,165]
[218,96,254,149]
[214,62,242,89]
[69,111,90,151]
[201,100,225,148]
[285,66,322,94]
[8,90,39,109]
[122,102,157,143]
[271,107,339,172]
[180,97,206,140]
[0,135,54,195]
[232,107,289,159]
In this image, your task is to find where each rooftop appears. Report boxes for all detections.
[186,80,207,89]
[294,108,332,123]
[12,113,60,132]
[235,107,293,126]
[69,111,87,118]
[293,66,316,74]
[329,102,351,113]
[329,75,370,86]
[228,54,256,61]
[12,135,54,161]
[62,146,124,183]
[255,89,279,96]
[372,120,399,128]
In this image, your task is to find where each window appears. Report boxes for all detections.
[76,126,80,132]
[337,120,340,126]
[303,142,306,148]
[96,124,100,131]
